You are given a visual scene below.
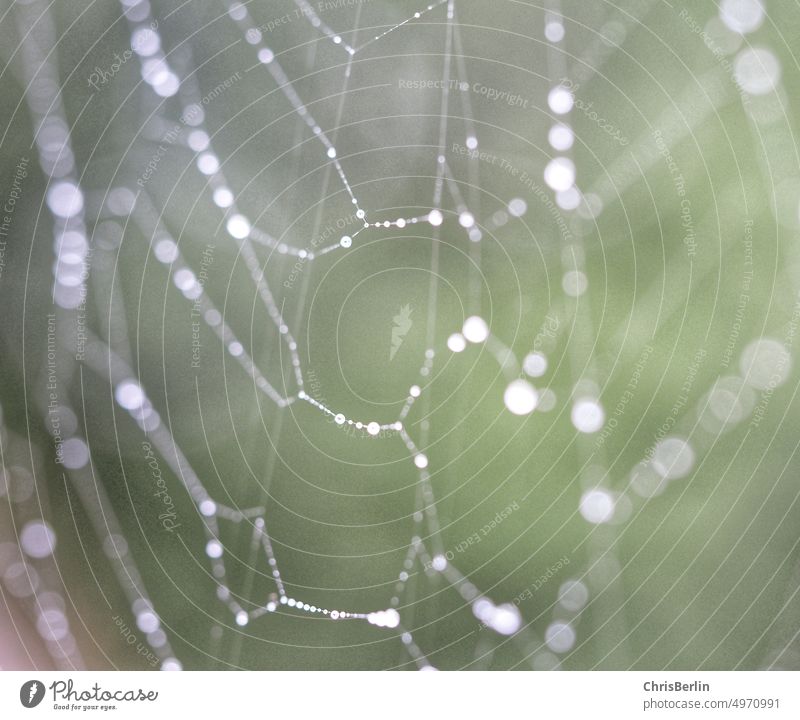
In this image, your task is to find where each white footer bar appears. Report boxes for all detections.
[1,671,797,719]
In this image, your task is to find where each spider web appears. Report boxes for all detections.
[2,0,800,672]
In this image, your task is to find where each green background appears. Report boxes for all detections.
[1,0,799,670]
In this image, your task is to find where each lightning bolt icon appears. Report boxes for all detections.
[29,682,38,703]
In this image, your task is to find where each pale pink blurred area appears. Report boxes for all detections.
[0,597,52,670]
